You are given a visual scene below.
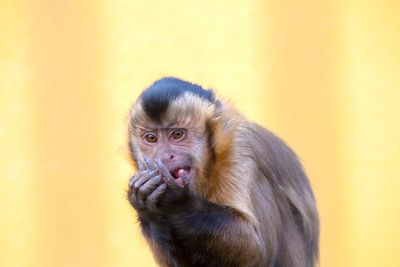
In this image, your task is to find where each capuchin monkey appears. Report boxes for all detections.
[127,77,319,267]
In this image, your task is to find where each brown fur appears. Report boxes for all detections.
[128,87,319,267]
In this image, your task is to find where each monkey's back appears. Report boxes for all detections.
[245,122,319,267]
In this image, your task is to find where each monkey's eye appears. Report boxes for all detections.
[144,133,158,143]
[170,129,186,140]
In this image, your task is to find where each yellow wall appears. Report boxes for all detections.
[1,1,399,266]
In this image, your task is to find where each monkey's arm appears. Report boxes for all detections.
[168,197,266,267]
[129,161,266,266]
[149,161,266,267]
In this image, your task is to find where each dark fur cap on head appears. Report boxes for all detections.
[140,77,217,122]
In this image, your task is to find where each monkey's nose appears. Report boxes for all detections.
[157,152,175,163]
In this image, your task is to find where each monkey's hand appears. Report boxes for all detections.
[128,157,191,218]
[155,160,192,212]
[127,169,168,220]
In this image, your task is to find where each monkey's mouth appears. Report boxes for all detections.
[169,167,192,185]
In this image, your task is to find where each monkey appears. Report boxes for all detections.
[127,77,319,267]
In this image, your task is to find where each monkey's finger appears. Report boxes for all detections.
[156,161,180,189]
[179,170,190,187]
[141,155,150,170]
[137,175,162,200]
[155,159,171,174]
[149,158,158,170]
[155,160,171,183]
[143,156,151,168]
[129,174,138,187]
[133,170,158,196]
[134,170,158,188]
[137,160,145,171]
[143,174,163,188]
[129,172,145,188]
[149,183,168,200]
[145,156,158,171]
[128,188,145,210]
[155,159,163,168]
[147,183,168,210]
[155,159,163,173]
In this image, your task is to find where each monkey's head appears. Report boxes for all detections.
[128,77,241,192]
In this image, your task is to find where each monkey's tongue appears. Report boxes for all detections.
[171,167,190,185]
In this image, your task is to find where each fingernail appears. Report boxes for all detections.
[138,161,144,169]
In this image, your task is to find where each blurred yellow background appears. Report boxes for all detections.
[1,0,399,266]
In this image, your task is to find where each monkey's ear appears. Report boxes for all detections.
[209,101,242,157]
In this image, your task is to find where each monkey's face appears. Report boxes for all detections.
[128,79,225,192]
[131,121,211,187]
[129,85,218,186]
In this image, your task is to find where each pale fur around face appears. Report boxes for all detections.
[129,92,258,223]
